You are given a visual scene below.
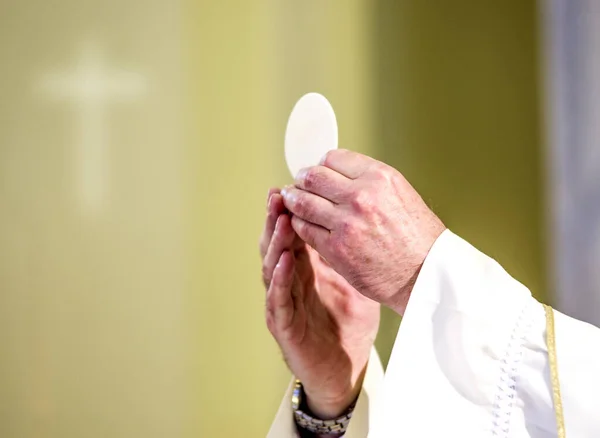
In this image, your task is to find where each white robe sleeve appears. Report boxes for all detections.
[267,347,384,438]
[371,229,600,438]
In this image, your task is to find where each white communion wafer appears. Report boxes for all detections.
[284,92,338,178]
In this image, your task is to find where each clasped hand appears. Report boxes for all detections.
[259,149,445,420]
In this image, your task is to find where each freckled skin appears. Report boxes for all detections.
[261,150,445,425]
[283,150,446,314]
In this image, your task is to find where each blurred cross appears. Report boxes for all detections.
[38,42,147,213]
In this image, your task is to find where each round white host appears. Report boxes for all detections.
[284,92,338,178]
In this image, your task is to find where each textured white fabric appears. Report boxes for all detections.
[268,230,600,437]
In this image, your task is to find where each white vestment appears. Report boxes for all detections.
[267,230,600,437]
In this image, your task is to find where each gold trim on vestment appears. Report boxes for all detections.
[543,304,566,438]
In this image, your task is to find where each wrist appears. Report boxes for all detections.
[387,224,447,316]
[386,261,422,316]
[305,391,357,420]
[293,380,357,437]
[303,364,366,419]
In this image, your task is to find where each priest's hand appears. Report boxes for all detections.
[281,150,446,315]
[260,188,380,421]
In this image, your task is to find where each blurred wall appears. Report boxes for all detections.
[184,2,376,436]
[0,0,187,437]
[371,1,546,363]
[0,1,544,437]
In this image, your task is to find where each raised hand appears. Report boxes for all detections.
[260,188,380,420]
[280,150,446,315]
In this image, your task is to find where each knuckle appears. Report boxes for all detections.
[330,236,347,259]
[303,169,321,191]
[265,310,276,334]
[350,189,373,214]
[261,264,271,283]
[299,225,312,243]
[338,294,360,316]
[331,222,353,253]
[367,161,392,180]
[372,165,391,182]
[340,219,356,239]
[295,196,310,216]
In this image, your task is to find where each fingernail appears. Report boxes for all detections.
[276,251,289,269]
[295,168,308,183]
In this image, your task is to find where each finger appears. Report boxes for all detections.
[320,149,376,179]
[266,250,295,334]
[262,214,296,287]
[281,186,338,230]
[291,215,330,255]
[267,187,280,203]
[259,193,286,258]
[294,165,352,204]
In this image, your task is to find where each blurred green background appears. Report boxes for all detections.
[0,1,545,437]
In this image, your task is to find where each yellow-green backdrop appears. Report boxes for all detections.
[185,2,377,436]
[0,1,543,437]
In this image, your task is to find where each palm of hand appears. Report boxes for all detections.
[282,241,380,402]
